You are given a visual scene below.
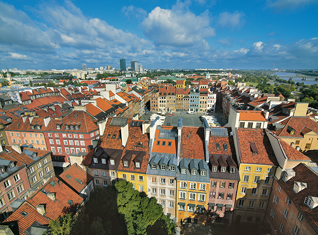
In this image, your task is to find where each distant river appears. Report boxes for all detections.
[271,72,318,86]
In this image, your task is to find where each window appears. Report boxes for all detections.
[17,184,24,194]
[278,185,282,193]
[95,179,100,185]
[37,162,41,168]
[259,201,265,209]
[230,167,235,173]
[286,197,291,206]
[10,132,14,136]
[211,181,217,187]
[130,175,135,181]
[151,177,157,183]
[55,133,59,137]
[210,191,216,198]
[239,122,245,128]
[279,223,284,233]
[220,182,225,188]
[179,204,185,211]
[4,180,11,188]
[218,193,224,199]
[138,176,143,181]
[191,169,197,175]
[75,140,79,146]
[270,209,275,219]
[179,191,186,199]
[41,140,44,145]
[56,139,60,145]
[252,188,257,195]
[110,171,115,177]
[198,194,205,201]
[160,189,165,196]
[256,123,262,128]
[80,141,85,146]
[265,177,270,184]
[189,193,196,201]
[7,191,15,201]
[238,199,244,207]
[160,178,166,184]
[69,140,74,145]
[152,188,157,195]
[256,167,262,172]
[49,139,54,145]
[273,195,279,205]
[249,201,255,208]
[68,134,72,138]
[123,161,128,167]
[110,159,115,165]
[94,170,98,175]
[102,158,106,164]
[93,158,98,164]
[199,184,206,191]
[14,174,20,182]
[227,193,233,200]
[181,182,187,189]
[45,166,49,173]
[103,181,107,187]
[169,179,174,185]
[170,165,175,171]
[297,212,303,222]
[16,133,19,137]
[30,167,34,173]
[102,171,106,176]
[65,148,69,154]
[181,168,187,174]
[283,208,288,219]
[64,140,68,145]
[168,142,172,146]
[32,176,37,183]
[0,198,4,208]
[228,182,234,189]
[201,170,207,176]
[293,225,299,235]
[160,200,165,208]
[170,190,174,197]
[241,187,247,194]
[262,189,268,196]
[169,201,174,208]
[243,175,249,183]
[25,140,28,144]
[190,183,196,190]
[254,176,260,183]
[135,162,140,168]
[39,171,43,178]
[212,166,217,172]
[248,122,253,128]
[245,166,251,171]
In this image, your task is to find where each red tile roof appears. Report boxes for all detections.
[180,127,205,160]
[208,127,235,156]
[239,110,266,121]
[86,103,103,116]
[237,129,278,165]
[20,92,31,101]
[276,117,318,138]
[59,163,93,193]
[279,140,311,161]
[96,97,113,112]
[248,96,268,107]
[99,118,125,150]
[109,90,115,97]
[152,126,177,154]
[278,163,318,232]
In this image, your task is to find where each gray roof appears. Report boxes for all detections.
[159,155,169,165]
[177,158,210,183]
[189,159,198,170]
[158,128,177,139]
[147,153,177,177]
[198,159,208,171]
[110,118,128,126]
[210,128,228,137]
[150,154,160,165]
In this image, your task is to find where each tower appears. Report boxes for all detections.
[131,61,138,72]
[120,59,126,71]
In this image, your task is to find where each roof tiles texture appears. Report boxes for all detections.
[277,117,318,138]
[180,127,205,160]
[239,110,266,121]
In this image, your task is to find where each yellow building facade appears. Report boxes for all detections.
[117,170,148,193]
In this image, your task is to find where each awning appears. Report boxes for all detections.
[188,203,195,207]
[225,204,232,208]
[216,204,224,207]
[208,203,215,207]
[178,202,185,206]
[197,205,205,209]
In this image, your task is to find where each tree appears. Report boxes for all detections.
[46,213,75,235]
[126,79,132,84]
[1,80,9,87]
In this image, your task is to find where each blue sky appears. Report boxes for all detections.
[0,0,318,70]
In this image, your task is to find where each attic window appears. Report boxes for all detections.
[107,134,111,139]
[221,167,226,172]
[216,143,220,151]
[250,142,258,154]
[157,141,160,145]
[212,166,217,172]
[230,167,235,173]
[135,162,140,168]
[112,134,116,139]
[9,162,15,168]
[162,141,166,146]
[57,125,61,129]
[223,144,228,151]
[123,160,128,167]
[201,170,206,176]
[20,211,28,217]
[151,164,157,169]
[65,125,69,130]
[75,125,79,130]
[191,169,197,175]
[287,126,295,135]
[161,165,166,170]
[168,142,172,146]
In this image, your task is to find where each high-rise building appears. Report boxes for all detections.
[131,61,138,72]
[139,65,143,72]
[82,64,86,70]
[120,59,126,71]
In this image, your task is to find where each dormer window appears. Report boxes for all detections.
[75,125,79,130]
[123,161,129,167]
[216,143,220,151]
[304,196,318,209]
[201,170,206,176]
[151,164,157,169]
[212,166,217,172]
[221,167,226,172]
[65,125,69,130]
[56,125,61,129]
[161,165,166,170]
[293,181,307,193]
[191,169,197,175]
[110,159,115,165]
[93,158,98,164]
[101,159,106,164]
[230,167,235,173]
[107,134,111,139]
[181,168,187,174]
[135,162,140,168]
[170,165,175,171]
[31,126,35,130]
[223,144,228,151]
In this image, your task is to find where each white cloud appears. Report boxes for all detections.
[218,11,245,28]
[267,0,318,9]
[9,53,28,60]
[234,48,249,54]
[122,5,147,20]
[253,41,264,51]
[142,6,215,49]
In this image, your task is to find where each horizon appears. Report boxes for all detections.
[1,0,318,70]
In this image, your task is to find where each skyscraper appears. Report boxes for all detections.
[120,59,126,71]
[82,64,86,70]
[131,61,138,72]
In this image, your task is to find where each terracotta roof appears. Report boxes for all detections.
[59,163,93,193]
[109,90,115,97]
[239,110,266,121]
[86,103,103,116]
[152,126,177,154]
[20,92,31,101]
[282,102,295,109]
[208,127,235,157]
[277,117,318,138]
[180,127,205,160]
[3,203,50,235]
[99,118,125,150]
[96,97,113,112]
[248,96,268,107]
[279,140,311,161]
[24,96,67,110]
[278,163,318,231]
[117,92,132,102]
[237,129,278,165]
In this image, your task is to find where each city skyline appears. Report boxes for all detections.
[0,0,318,70]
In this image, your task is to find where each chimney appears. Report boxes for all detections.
[264,110,269,120]
[11,144,22,154]
[177,118,183,164]
[36,204,46,215]
[121,123,129,147]
[47,192,56,201]
[44,116,51,127]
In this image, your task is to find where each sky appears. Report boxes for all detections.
[0,0,318,70]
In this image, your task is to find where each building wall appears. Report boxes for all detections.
[117,171,147,193]
[234,163,275,223]
[88,168,114,187]
[266,179,317,235]
[6,131,47,150]
[147,174,177,219]
[279,132,318,152]
[0,124,8,146]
